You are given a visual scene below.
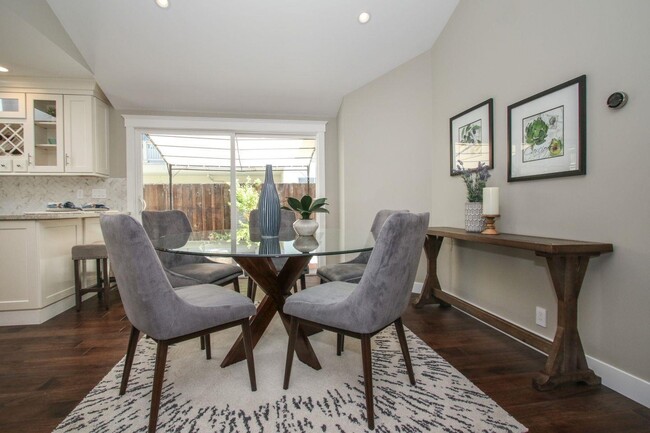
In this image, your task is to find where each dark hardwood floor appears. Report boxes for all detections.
[0,277,648,433]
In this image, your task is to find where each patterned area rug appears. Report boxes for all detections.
[54,317,527,433]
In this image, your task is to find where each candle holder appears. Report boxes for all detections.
[481,214,500,235]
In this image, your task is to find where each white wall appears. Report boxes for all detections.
[338,0,650,401]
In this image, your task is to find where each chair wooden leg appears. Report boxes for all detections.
[300,274,306,291]
[232,277,240,293]
[246,276,257,301]
[149,341,168,433]
[200,335,205,350]
[102,258,110,310]
[361,334,375,430]
[204,334,211,360]
[283,317,300,390]
[241,320,257,391]
[74,260,82,312]
[120,326,140,395]
[337,333,345,356]
[394,318,415,385]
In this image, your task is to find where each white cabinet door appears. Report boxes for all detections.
[24,94,64,173]
[93,98,110,176]
[0,221,38,310]
[37,219,82,307]
[63,95,94,173]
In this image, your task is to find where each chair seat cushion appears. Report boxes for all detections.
[171,284,256,336]
[169,262,242,285]
[71,243,108,260]
[283,281,361,331]
[316,263,366,283]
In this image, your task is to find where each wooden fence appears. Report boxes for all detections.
[143,183,315,231]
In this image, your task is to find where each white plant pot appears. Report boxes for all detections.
[293,219,319,236]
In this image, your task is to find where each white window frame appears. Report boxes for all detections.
[123,114,327,229]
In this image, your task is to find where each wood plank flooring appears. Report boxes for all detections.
[0,278,648,433]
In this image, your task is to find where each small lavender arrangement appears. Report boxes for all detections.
[457,160,491,202]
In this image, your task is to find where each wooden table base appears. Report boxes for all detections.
[221,255,322,370]
[414,228,612,391]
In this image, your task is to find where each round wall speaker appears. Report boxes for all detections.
[607,92,628,109]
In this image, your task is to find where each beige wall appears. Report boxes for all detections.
[338,51,434,261]
[338,0,650,385]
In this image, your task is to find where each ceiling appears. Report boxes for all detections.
[1,0,458,118]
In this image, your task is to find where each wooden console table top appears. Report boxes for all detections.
[416,226,613,391]
[427,227,613,255]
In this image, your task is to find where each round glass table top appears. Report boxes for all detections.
[151,227,374,258]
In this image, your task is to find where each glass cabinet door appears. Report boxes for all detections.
[25,94,64,172]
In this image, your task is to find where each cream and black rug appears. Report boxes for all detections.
[54,317,527,432]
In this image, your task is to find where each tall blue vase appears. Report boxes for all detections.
[258,164,281,238]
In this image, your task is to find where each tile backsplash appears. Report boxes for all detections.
[0,176,127,214]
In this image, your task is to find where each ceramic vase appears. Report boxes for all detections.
[258,165,281,238]
[293,219,319,236]
[465,202,485,233]
[293,235,319,253]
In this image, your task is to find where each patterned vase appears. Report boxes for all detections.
[465,202,486,233]
[258,165,281,238]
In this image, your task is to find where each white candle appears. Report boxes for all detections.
[483,187,499,215]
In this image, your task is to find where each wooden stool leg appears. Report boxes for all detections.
[95,259,103,300]
[102,258,110,310]
[74,260,82,312]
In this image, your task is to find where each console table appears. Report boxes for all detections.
[413,226,613,391]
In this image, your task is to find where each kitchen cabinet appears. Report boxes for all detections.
[0,214,112,325]
[0,91,110,176]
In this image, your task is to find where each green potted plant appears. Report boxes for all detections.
[282,195,329,236]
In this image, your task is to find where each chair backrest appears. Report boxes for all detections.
[345,212,429,333]
[142,210,192,247]
[370,209,409,240]
[141,210,199,267]
[100,214,185,340]
[249,209,296,241]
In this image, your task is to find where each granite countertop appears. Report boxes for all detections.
[0,210,123,221]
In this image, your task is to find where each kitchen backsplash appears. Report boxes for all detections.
[0,177,127,214]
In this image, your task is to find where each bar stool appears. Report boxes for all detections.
[71,243,112,311]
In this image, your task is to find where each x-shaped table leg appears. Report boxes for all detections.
[220,255,322,370]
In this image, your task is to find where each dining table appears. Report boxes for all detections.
[151,226,374,370]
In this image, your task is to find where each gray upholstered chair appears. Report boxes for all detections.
[316,209,407,284]
[247,209,307,300]
[283,212,429,430]
[142,210,243,291]
[100,214,256,433]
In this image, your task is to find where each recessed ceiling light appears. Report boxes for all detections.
[0,66,8,73]
[155,0,169,8]
[358,12,371,24]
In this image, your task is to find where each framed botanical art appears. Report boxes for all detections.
[450,98,493,175]
[507,75,586,182]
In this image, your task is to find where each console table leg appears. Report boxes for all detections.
[533,254,601,390]
[413,235,449,308]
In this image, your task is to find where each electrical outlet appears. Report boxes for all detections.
[536,306,547,328]
[92,189,107,199]
[76,189,84,199]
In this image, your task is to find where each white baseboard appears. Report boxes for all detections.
[587,355,650,408]
[0,292,98,326]
[409,285,650,409]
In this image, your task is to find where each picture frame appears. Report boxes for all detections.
[450,98,493,176]
[507,75,586,182]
